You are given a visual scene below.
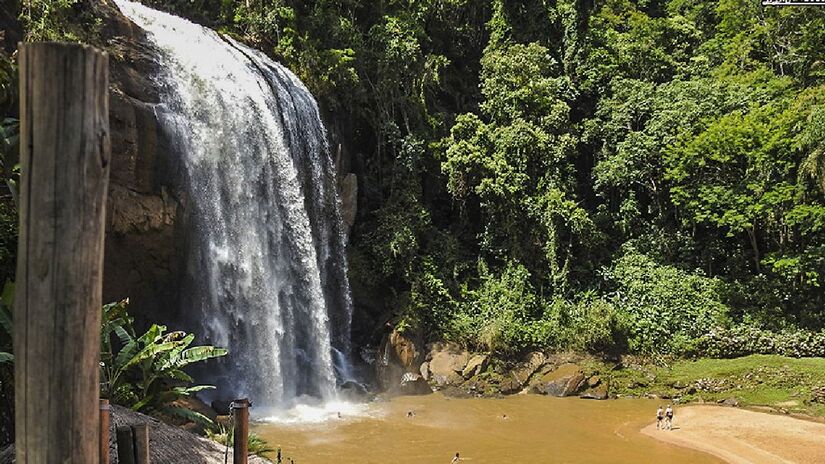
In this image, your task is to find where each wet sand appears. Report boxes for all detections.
[642,405,825,464]
[254,395,722,463]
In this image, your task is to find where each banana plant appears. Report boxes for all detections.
[100,300,227,425]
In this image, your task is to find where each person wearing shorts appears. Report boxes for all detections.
[665,404,674,430]
[656,406,664,430]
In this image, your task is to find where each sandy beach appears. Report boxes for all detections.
[642,405,825,464]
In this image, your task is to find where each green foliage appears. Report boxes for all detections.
[22,0,100,43]
[699,325,825,358]
[100,300,227,424]
[0,281,13,365]
[606,251,730,354]
[550,294,628,354]
[610,355,825,416]
[25,0,825,357]
[449,261,549,355]
[206,425,275,459]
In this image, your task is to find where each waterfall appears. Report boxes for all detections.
[115,0,354,410]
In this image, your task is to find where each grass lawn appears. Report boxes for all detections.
[609,355,825,417]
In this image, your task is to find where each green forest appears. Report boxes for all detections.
[2,0,825,360]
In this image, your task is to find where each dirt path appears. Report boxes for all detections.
[641,405,825,464]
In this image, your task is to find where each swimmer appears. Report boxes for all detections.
[407,410,416,418]
[451,452,461,463]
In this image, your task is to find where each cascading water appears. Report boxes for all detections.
[115,0,354,412]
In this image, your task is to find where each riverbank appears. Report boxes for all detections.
[610,355,825,417]
[641,405,825,464]
[375,332,825,418]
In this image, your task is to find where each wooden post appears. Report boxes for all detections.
[115,426,135,464]
[233,399,250,464]
[131,424,150,464]
[100,399,111,464]
[14,42,110,463]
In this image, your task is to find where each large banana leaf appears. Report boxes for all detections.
[123,340,180,369]
[154,333,195,371]
[161,406,215,428]
[177,345,228,368]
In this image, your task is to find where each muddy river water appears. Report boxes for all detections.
[254,394,721,464]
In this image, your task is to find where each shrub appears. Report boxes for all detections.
[605,251,730,354]
[550,295,628,353]
[698,325,825,358]
[206,425,275,459]
[449,260,551,354]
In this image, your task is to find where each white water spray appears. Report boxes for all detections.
[115,0,354,411]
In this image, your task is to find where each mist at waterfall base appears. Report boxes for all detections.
[115,0,359,423]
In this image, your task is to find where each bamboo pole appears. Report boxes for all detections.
[233,399,249,464]
[14,42,110,463]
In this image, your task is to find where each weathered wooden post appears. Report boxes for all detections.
[100,399,111,464]
[115,427,135,464]
[14,42,110,463]
[233,399,250,464]
[132,424,150,464]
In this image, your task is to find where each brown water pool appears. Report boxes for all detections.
[253,394,721,464]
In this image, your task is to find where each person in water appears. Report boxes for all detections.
[656,406,664,430]
[407,410,416,418]
[665,404,674,430]
[451,452,461,463]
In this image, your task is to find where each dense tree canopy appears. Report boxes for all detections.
[7,0,825,356]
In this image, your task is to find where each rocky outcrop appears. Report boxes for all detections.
[81,0,189,327]
[580,376,610,400]
[462,354,488,379]
[426,342,471,387]
[531,363,586,397]
[375,326,428,393]
[399,373,432,396]
[339,173,357,237]
[500,351,546,394]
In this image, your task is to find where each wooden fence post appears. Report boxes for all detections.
[115,427,135,464]
[14,42,110,463]
[233,399,249,464]
[131,424,150,464]
[100,399,110,464]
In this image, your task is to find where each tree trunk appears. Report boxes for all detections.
[14,42,110,463]
[747,227,761,274]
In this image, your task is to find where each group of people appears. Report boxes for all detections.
[656,404,674,430]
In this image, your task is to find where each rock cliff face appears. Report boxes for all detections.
[95,0,187,327]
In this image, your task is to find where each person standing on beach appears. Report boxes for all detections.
[665,404,674,430]
[656,406,664,430]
